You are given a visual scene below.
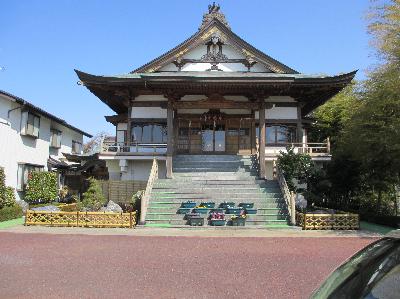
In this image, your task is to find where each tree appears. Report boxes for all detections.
[25,172,58,203]
[308,83,361,147]
[83,131,108,154]
[79,178,106,211]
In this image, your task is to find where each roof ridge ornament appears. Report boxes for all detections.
[200,2,230,30]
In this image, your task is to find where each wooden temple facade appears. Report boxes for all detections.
[76,3,355,180]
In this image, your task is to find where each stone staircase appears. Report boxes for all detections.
[145,155,290,227]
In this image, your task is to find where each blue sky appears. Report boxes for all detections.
[1,0,375,138]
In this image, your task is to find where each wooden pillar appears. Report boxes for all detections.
[259,102,266,179]
[296,105,303,144]
[251,110,256,154]
[166,100,174,178]
[126,106,132,145]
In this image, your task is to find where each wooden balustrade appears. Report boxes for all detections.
[276,166,296,225]
[139,158,158,224]
[101,141,167,154]
[25,210,137,228]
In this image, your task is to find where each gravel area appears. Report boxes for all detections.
[0,232,376,299]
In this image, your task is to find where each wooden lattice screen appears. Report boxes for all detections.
[99,180,147,203]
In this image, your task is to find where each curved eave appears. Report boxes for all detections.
[75,69,357,115]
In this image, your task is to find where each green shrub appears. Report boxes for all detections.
[0,167,17,209]
[277,147,314,192]
[79,178,106,211]
[25,171,58,204]
[0,205,23,222]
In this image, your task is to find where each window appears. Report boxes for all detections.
[131,124,167,143]
[116,130,126,143]
[21,111,40,138]
[257,125,297,145]
[50,129,62,148]
[72,140,82,154]
[17,163,44,191]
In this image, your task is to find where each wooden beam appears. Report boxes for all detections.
[259,102,266,179]
[166,100,174,179]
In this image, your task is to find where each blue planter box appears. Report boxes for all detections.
[245,208,257,215]
[210,219,226,226]
[177,208,192,214]
[231,217,246,226]
[189,217,204,226]
[225,207,244,215]
[239,203,254,209]
[181,202,197,209]
[200,202,215,209]
[193,208,209,214]
[209,208,224,214]
[185,212,200,220]
[219,202,235,209]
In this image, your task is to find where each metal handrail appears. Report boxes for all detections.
[276,166,296,226]
[139,158,158,224]
[101,141,167,153]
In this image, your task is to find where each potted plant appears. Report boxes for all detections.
[181,201,197,209]
[200,201,215,209]
[219,202,235,209]
[225,206,244,215]
[187,213,204,226]
[193,204,209,214]
[209,211,226,226]
[231,214,246,226]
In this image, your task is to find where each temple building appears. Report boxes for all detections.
[76,3,355,182]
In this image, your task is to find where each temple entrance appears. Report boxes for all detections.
[176,117,253,155]
[201,123,225,152]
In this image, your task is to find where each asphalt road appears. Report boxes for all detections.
[0,233,376,299]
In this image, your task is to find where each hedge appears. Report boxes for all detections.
[0,205,23,222]
[361,213,400,228]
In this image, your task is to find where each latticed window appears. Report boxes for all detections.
[131,123,167,143]
[72,140,82,154]
[257,125,297,145]
[50,129,62,148]
[17,163,44,191]
[21,111,40,138]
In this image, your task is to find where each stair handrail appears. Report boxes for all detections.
[276,166,296,226]
[139,158,158,224]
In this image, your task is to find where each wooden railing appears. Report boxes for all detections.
[139,158,158,224]
[296,211,359,230]
[101,141,167,154]
[265,138,331,156]
[25,210,137,228]
[276,166,296,225]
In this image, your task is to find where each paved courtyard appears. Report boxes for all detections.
[0,231,376,299]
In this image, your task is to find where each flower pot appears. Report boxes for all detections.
[219,202,235,209]
[209,208,224,214]
[193,207,209,214]
[245,208,257,215]
[181,201,197,209]
[238,203,254,209]
[231,217,246,226]
[200,202,215,209]
[185,212,200,220]
[210,219,226,226]
[177,208,192,214]
[189,217,204,226]
[225,207,244,215]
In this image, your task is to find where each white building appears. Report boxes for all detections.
[0,90,92,201]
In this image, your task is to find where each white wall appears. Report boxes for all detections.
[105,159,166,181]
[255,107,298,120]
[131,107,167,119]
[0,95,85,201]
[159,43,270,73]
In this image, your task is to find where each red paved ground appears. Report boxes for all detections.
[0,233,376,299]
